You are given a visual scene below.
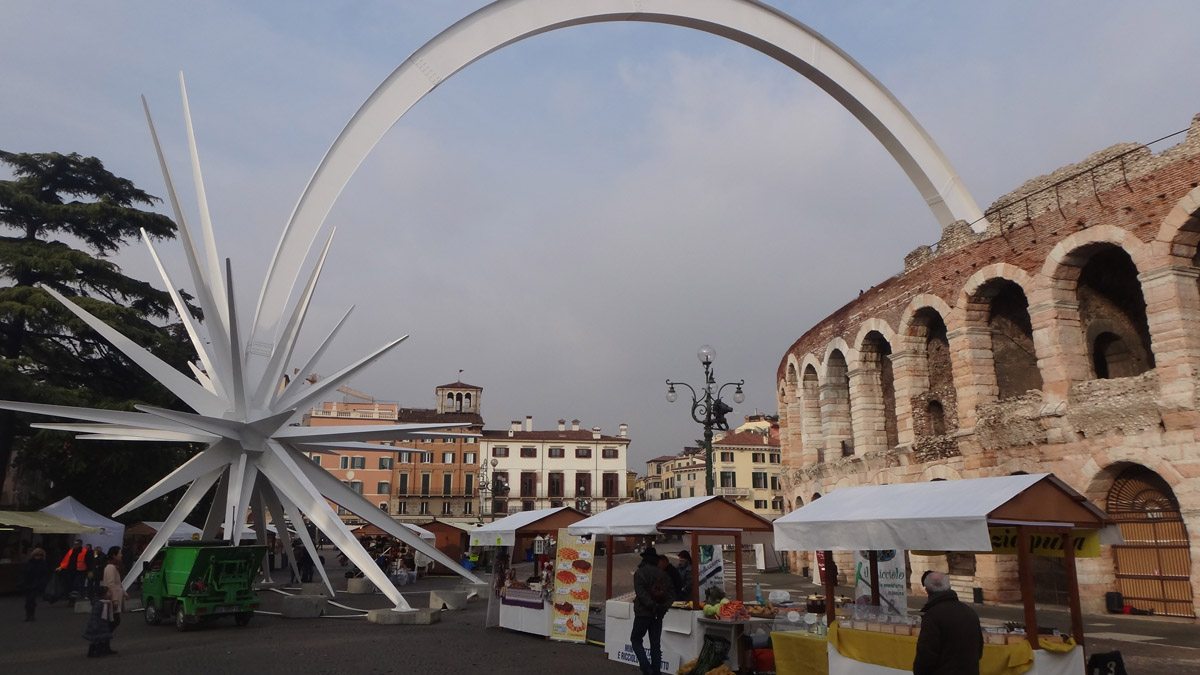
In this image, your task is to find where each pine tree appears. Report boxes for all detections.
[0,150,198,515]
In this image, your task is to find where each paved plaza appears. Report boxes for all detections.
[5,552,1200,674]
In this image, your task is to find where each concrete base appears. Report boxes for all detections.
[366,607,440,625]
[281,594,326,618]
[345,577,374,595]
[300,582,334,597]
[429,590,469,610]
[255,580,280,591]
[463,583,489,600]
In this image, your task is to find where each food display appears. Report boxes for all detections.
[559,547,579,561]
[569,588,590,601]
[571,559,592,573]
[556,569,577,585]
[550,530,595,643]
[554,600,576,616]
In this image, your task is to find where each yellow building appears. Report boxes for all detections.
[712,430,784,519]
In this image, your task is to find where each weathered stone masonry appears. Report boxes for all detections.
[776,113,1200,618]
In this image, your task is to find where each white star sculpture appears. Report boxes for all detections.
[0,75,484,611]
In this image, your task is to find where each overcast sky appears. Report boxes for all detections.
[3,1,1199,472]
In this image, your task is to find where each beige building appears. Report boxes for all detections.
[776,114,1200,618]
[302,401,401,518]
[712,430,785,519]
[480,417,631,517]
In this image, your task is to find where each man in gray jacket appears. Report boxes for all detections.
[631,547,673,675]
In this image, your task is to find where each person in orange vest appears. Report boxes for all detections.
[57,540,90,600]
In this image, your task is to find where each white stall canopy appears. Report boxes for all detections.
[40,496,124,552]
[138,521,203,540]
[470,507,578,547]
[351,521,436,542]
[569,496,731,535]
[773,473,1116,553]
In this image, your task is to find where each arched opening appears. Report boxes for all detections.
[823,351,853,456]
[855,332,899,451]
[801,365,824,464]
[1077,246,1154,379]
[454,392,463,412]
[926,400,946,436]
[910,308,957,440]
[464,393,473,411]
[1107,464,1195,617]
[986,281,1042,398]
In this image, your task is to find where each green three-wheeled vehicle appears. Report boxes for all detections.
[141,541,266,631]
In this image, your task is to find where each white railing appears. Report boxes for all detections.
[715,487,751,498]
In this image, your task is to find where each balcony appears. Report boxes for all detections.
[715,487,750,498]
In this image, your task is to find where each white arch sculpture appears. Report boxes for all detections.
[249,0,989,358]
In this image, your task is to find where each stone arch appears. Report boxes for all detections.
[800,362,825,465]
[957,268,1043,402]
[918,464,962,482]
[905,305,957,444]
[1155,185,1200,258]
[852,328,899,454]
[993,457,1042,477]
[822,349,854,457]
[782,358,803,468]
[1040,225,1154,283]
[250,0,990,345]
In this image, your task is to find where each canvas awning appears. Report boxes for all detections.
[353,522,435,542]
[40,496,124,552]
[470,507,586,547]
[773,473,1114,553]
[0,510,102,534]
[567,496,773,537]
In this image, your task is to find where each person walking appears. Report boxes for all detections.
[83,587,114,658]
[18,548,51,621]
[57,539,89,601]
[913,570,983,675]
[631,547,674,675]
[99,546,129,655]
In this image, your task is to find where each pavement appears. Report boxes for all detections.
[5,550,1198,674]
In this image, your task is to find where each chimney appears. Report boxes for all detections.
[558,419,566,432]
[509,420,520,437]
[524,415,532,432]
[619,423,628,438]
[592,426,601,440]
[572,419,580,431]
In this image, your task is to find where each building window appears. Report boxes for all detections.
[720,472,737,488]
[690,487,695,497]
[398,474,408,495]
[396,502,407,515]
[350,481,363,494]
[770,453,781,464]
[688,473,696,481]
[520,472,536,498]
[520,447,537,458]
[575,448,592,459]
[550,500,562,509]
[465,474,474,497]
[340,456,349,470]
[378,456,393,470]
[420,473,431,496]
[770,476,780,491]
[419,501,429,515]
[422,438,432,444]
[337,505,348,515]
[549,447,565,458]
[443,473,453,496]
[752,452,765,463]
[350,456,366,469]
[465,437,476,444]
[772,497,784,511]
[379,502,389,512]
[464,501,473,515]
[398,450,412,464]
[420,452,432,464]
[464,452,476,465]
[442,437,455,443]
[312,455,321,466]
[602,473,618,498]
[549,473,564,498]
[442,452,455,464]
[522,500,535,512]
[602,448,619,459]
[377,481,390,495]
[576,473,592,498]
[442,502,453,515]
[754,499,768,510]
[720,452,734,462]
[752,472,768,489]
[493,447,509,458]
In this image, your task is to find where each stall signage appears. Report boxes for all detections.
[852,550,907,617]
[550,528,594,643]
[988,528,1101,558]
[698,545,725,598]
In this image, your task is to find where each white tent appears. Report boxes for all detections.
[568,496,715,536]
[40,496,124,552]
[773,473,1119,552]
[351,522,436,542]
[470,507,580,547]
[139,521,203,540]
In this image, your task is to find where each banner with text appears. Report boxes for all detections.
[698,545,725,600]
[988,528,1101,558]
[550,529,595,642]
[853,550,907,618]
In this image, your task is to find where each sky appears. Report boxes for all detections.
[3,1,1200,472]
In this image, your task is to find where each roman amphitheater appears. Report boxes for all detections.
[776,112,1200,619]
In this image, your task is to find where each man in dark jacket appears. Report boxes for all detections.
[19,548,52,621]
[676,551,693,602]
[631,547,673,675]
[913,571,983,675]
[658,555,684,602]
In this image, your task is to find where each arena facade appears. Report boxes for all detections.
[776,113,1200,619]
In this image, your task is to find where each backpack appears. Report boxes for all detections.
[649,573,672,604]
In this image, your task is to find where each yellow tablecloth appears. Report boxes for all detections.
[772,630,829,675]
[775,622,1077,675]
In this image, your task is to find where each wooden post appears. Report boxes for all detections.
[1016,526,1040,650]
[605,535,614,601]
[869,550,880,607]
[1062,531,1086,648]
[691,535,702,608]
[824,549,836,627]
[734,531,744,602]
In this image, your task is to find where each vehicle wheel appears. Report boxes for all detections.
[174,603,189,632]
[144,599,161,626]
[234,612,252,627]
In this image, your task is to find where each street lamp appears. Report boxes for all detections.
[666,345,745,496]
[477,459,491,522]
[480,457,508,521]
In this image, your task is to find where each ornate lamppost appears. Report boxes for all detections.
[666,345,744,496]
[479,457,508,521]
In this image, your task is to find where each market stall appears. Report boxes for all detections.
[0,511,101,593]
[567,496,774,674]
[470,507,587,637]
[772,473,1117,675]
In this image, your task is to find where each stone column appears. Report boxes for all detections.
[1028,298,1089,403]
[946,326,999,431]
[1139,265,1200,429]
[849,366,887,455]
[889,345,926,447]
